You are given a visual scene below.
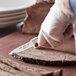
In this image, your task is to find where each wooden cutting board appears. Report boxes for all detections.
[0,31,76,76]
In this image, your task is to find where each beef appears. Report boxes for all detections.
[22,2,53,34]
[0,55,62,76]
[36,0,55,3]
[12,47,76,66]
[0,70,14,76]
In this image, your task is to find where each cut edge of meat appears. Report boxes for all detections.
[12,53,76,66]
[0,55,63,76]
[22,2,54,34]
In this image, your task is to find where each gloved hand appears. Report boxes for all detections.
[37,0,74,48]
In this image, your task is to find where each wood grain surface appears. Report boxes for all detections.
[0,31,76,76]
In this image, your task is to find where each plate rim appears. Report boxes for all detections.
[0,14,25,22]
[0,18,24,25]
[0,0,36,13]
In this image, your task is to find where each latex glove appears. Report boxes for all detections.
[37,0,74,48]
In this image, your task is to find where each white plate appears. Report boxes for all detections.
[0,18,24,25]
[0,0,36,13]
[0,19,24,28]
[0,14,25,21]
[0,10,25,17]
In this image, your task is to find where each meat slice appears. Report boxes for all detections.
[0,70,14,76]
[22,2,53,34]
[36,0,55,3]
[0,55,62,76]
[12,47,76,66]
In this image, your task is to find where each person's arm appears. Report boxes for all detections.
[69,0,76,19]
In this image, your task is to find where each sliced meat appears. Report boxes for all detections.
[12,47,76,66]
[0,55,62,76]
[22,2,53,34]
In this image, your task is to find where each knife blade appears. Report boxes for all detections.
[9,37,38,55]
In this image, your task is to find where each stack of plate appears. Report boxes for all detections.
[0,0,36,28]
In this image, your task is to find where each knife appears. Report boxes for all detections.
[9,37,38,55]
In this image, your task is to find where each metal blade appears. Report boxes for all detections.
[9,37,38,55]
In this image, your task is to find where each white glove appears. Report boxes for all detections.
[37,0,74,48]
